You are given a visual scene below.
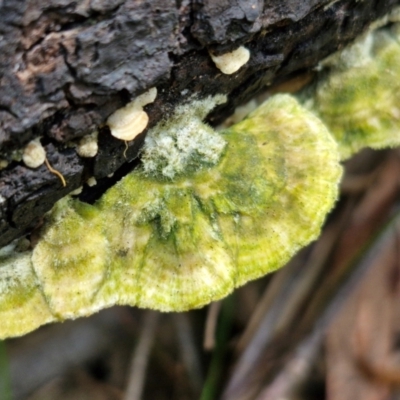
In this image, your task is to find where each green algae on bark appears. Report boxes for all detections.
[0,95,341,338]
[302,23,400,160]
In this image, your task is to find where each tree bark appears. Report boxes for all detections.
[0,0,399,247]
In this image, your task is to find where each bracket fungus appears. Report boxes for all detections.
[107,87,157,141]
[302,23,400,159]
[2,23,400,339]
[0,94,341,338]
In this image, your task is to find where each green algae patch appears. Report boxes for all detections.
[303,24,400,159]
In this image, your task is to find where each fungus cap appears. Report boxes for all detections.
[210,46,250,74]
[107,88,157,141]
[87,177,97,187]
[22,138,45,169]
[77,132,98,158]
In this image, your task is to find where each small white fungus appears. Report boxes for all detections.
[107,87,157,141]
[22,138,46,169]
[70,186,83,196]
[87,177,97,187]
[77,131,98,158]
[209,46,250,75]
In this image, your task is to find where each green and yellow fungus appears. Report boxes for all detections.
[1,22,400,339]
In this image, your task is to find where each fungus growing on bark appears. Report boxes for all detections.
[21,139,66,186]
[302,23,400,159]
[141,95,227,179]
[2,23,400,340]
[0,94,341,338]
[209,46,250,75]
[22,138,46,168]
[86,177,97,187]
[76,131,98,158]
[107,87,157,141]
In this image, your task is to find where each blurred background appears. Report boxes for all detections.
[1,146,400,400]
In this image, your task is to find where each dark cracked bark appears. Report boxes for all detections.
[0,0,399,247]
